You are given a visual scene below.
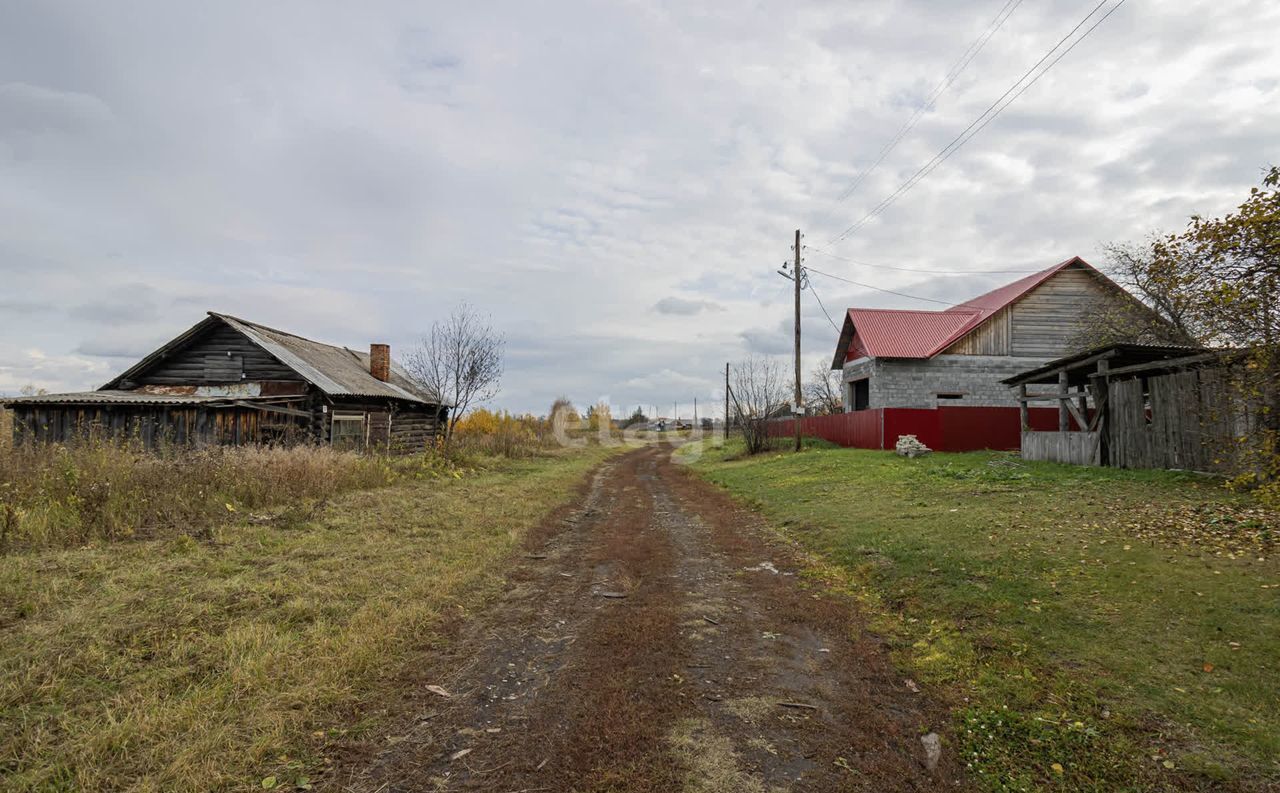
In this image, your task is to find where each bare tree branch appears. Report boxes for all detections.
[731,355,789,454]
[403,303,505,443]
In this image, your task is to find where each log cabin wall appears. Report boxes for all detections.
[318,398,444,454]
[127,324,300,386]
[8,403,272,450]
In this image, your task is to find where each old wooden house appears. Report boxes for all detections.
[2,313,448,452]
[1003,343,1251,471]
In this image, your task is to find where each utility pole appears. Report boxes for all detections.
[792,229,803,452]
[724,362,730,435]
[693,397,698,426]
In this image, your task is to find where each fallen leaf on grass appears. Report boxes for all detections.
[1202,662,1215,673]
[450,748,472,761]
[1051,763,1064,776]
[426,685,452,698]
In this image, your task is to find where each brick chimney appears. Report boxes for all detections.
[370,343,391,382]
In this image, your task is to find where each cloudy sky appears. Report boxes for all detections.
[2,0,1277,416]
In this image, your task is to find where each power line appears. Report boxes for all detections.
[825,0,1127,248]
[813,0,1025,233]
[805,265,957,306]
[807,279,842,332]
[807,246,1042,274]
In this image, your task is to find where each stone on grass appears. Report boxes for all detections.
[895,435,932,458]
[920,732,942,771]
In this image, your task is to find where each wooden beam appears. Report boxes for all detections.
[231,401,312,419]
[1002,347,1124,387]
[1018,384,1028,430]
[1058,371,1069,432]
[1095,358,1110,466]
[1017,389,1091,402]
[1089,350,1223,379]
[1063,394,1089,431]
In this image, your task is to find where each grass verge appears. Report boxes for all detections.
[0,445,614,791]
[685,441,1280,791]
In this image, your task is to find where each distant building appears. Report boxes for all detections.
[2,312,448,452]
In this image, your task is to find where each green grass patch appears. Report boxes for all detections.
[687,442,1280,791]
[0,445,614,791]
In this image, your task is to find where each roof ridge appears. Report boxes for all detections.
[211,312,357,356]
[848,306,981,316]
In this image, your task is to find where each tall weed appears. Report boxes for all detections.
[0,439,447,549]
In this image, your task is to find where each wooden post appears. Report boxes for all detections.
[1095,359,1110,466]
[793,228,803,453]
[1018,383,1029,431]
[725,362,730,433]
[1058,370,1069,432]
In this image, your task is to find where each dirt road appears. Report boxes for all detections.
[327,446,959,792]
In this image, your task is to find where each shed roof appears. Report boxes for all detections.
[1000,343,1209,387]
[1,390,246,407]
[830,256,1102,368]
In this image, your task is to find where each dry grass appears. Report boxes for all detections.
[0,407,11,453]
[0,439,459,549]
[668,718,774,793]
[0,445,613,791]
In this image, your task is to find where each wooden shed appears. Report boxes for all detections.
[2,312,448,453]
[1002,343,1250,471]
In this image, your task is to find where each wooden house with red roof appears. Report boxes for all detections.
[787,257,1158,451]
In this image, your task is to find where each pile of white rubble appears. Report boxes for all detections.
[894,434,932,458]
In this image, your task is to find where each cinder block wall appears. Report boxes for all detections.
[842,355,1049,409]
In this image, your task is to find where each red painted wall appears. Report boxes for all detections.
[768,406,1062,452]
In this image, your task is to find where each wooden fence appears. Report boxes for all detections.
[1108,368,1244,472]
[1021,430,1100,465]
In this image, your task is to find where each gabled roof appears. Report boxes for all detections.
[102,313,444,405]
[831,256,1101,368]
[214,314,438,403]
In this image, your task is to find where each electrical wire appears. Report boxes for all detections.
[805,265,957,306]
[807,246,1042,274]
[806,275,843,332]
[813,0,1025,233]
[824,0,1127,248]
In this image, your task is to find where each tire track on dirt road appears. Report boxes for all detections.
[328,446,959,792]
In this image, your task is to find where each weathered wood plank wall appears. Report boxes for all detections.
[1009,267,1112,357]
[944,306,1011,355]
[1108,369,1241,472]
[1021,430,1100,465]
[8,404,268,450]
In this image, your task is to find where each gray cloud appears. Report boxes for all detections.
[0,0,1277,410]
[654,296,722,316]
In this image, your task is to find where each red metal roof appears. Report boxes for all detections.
[843,307,982,359]
[834,257,1095,364]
